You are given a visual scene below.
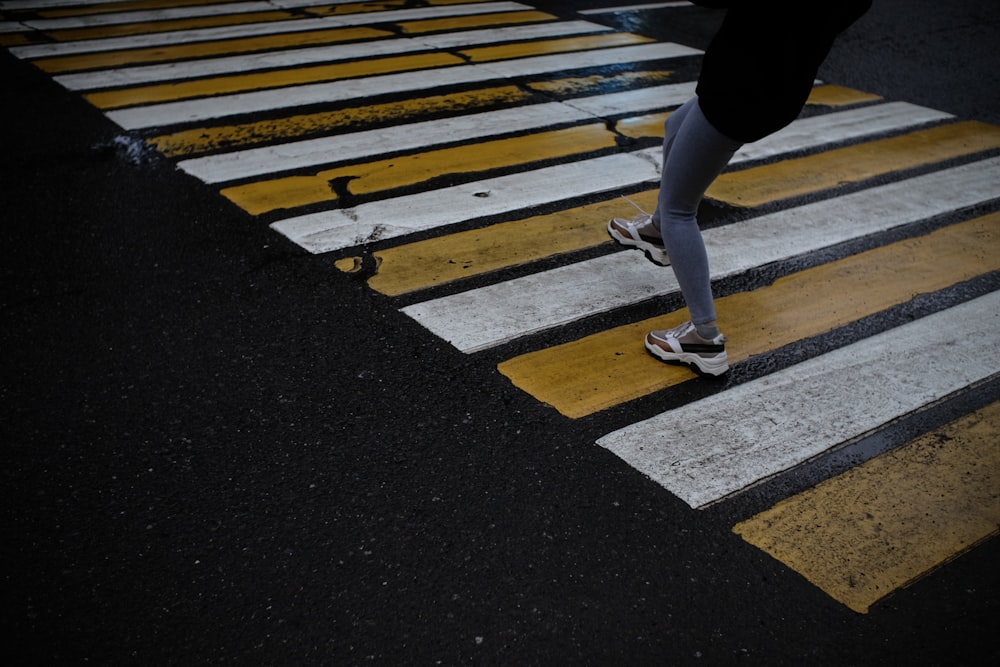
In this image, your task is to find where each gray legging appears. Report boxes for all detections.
[650,97,742,326]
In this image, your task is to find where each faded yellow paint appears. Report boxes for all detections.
[364,190,660,295]
[806,84,882,106]
[0,32,31,47]
[44,11,295,42]
[398,10,556,34]
[33,27,390,73]
[221,123,619,215]
[708,121,1000,207]
[526,70,674,95]
[461,32,653,62]
[734,400,1000,613]
[616,111,670,139]
[497,212,1000,418]
[85,51,463,109]
[147,85,535,158]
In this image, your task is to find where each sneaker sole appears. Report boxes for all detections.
[607,224,670,267]
[644,338,730,376]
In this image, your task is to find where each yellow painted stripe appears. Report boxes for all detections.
[147,71,674,159]
[398,10,556,34]
[44,11,296,42]
[461,32,654,62]
[497,212,1000,418]
[84,51,463,109]
[0,32,32,47]
[806,84,882,107]
[356,86,869,294]
[708,121,1000,208]
[148,84,535,158]
[32,27,390,73]
[609,88,871,142]
[221,123,619,214]
[733,400,1000,613]
[363,191,657,297]
[37,0,250,19]
[525,69,674,95]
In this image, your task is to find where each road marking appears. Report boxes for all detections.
[708,121,1000,208]
[733,400,1000,613]
[176,83,696,183]
[596,290,1000,509]
[399,157,1000,353]
[21,2,276,30]
[498,212,1000,417]
[50,29,491,88]
[74,29,639,105]
[270,102,954,256]
[104,42,700,129]
[351,101,949,295]
[85,51,466,108]
[222,123,619,214]
[8,2,533,58]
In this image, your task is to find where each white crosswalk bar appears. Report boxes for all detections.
[53,21,614,90]
[400,156,1000,353]
[8,3,533,59]
[597,290,1000,509]
[267,102,953,251]
[105,43,700,130]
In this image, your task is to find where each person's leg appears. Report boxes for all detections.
[606,98,700,267]
[655,97,741,328]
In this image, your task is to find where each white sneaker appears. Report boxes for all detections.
[607,213,670,266]
[645,321,729,376]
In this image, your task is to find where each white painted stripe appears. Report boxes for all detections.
[8,3,532,59]
[179,102,596,183]
[54,21,612,91]
[264,102,953,252]
[731,102,954,162]
[270,150,663,252]
[24,2,275,30]
[177,82,697,183]
[597,291,1000,509]
[399,157,1000,353]
[0,0,133,9]
[580,2,692,13]
[105,43,699,130]
[0,21,30,32]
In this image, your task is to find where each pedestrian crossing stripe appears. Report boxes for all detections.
[733,399,1000,614]
[596,289,1000,509]
[5,0,1000,614]
[400,158,1000,354]
[499,210,1000,418]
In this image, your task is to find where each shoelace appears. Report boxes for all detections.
[620,194,652,223]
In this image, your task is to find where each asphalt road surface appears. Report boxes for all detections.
[3,0,999,664]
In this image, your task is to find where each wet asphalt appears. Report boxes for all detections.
[3,0,999,664]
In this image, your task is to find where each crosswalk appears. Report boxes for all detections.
[4,0,998,614]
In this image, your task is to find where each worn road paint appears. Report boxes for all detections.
[399,157,1000,353]
[86,51,465,108]
[498,212,1000,417]
[33,27,390,73]
[54,21,613,89]
[221,123,618,214]
[105,43,699,129]
[8,2,532,58]
[596,290,1000,509]
[708,121,1000,207]
[181,101,595,183]
[733,401,1000,613]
